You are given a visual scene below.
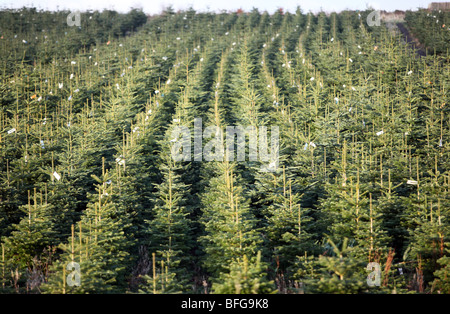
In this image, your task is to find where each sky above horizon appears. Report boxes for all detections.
[0,0,433,14]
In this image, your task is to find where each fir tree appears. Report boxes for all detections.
[200,161,263,279]
[143,137,193,291]
[1,189,57,293]
[212,252,275,294]
[42,163,134,293]
[301,238,368,294]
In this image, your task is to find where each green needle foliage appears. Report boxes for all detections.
[0,6,449,294]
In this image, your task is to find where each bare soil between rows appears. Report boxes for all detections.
[396,22,427,57]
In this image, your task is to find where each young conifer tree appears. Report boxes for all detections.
[141,135,193,292]
[301,238,368,294]
[139,252,184,294]
[1,189,57,293]
[42,160,134,293]
[200,159,272,290]
[200,56,273,290]
[212,251,275,294]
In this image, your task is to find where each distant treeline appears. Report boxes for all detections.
[0,7,147,70]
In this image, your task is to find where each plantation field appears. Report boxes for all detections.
[0,7,449,294]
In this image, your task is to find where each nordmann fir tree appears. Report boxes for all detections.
[42,159,134,293]
[140,126,193,293]
[198,115,274,292]
[0,7,449,295]
[1,189,57,293]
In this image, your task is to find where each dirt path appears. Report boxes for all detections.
[395,22,427,57]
